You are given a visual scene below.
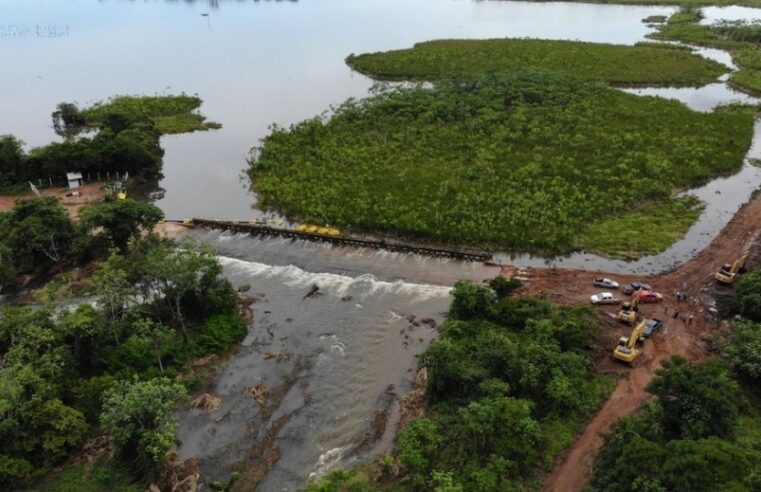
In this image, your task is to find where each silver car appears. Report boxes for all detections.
[593,277,619,289]
[590,292,620,305]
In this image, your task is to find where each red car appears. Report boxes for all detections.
[638,290,663,303]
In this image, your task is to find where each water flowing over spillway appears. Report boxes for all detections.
[176,249,459,489]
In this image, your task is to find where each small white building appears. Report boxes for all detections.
[66,172,83,189]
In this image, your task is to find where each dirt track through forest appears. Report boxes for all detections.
[503,191,761,492]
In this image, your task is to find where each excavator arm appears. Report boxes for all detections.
[616,293,640,325]
[716,251,750,284]
[613,321,646,364]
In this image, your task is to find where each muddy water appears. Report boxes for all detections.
[174,230,497,489]
[176,255,450,488]
[1,0,675,220]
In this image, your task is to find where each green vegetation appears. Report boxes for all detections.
[651,8,761,94]
[249,72,752,255]
[735,269,761,321]
[0,95,218,188]
[577,197,704,260]
[36,461,139,492]
[0,240,243,487]
[71,95,221,135]
[101,378,187,473]
[589,351,761,492]
[0,197,163,290]
[642,15,667,24]
[79,198,164,253]
[346,39,727,86]
[305,281,613,491]
[0,194,246,488]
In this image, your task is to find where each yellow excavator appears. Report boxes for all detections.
[715,251,749,285]
[613,320,646,365]
[616,293,640,325]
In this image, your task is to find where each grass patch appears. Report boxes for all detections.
[81,95,221,134]
[249,72,752,255]
[346,38,727,86]
[578,196,704,260]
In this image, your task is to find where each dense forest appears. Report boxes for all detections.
[307,279,613,491]
[248,72,752,256]
[589,355,761,491]
[0,197,246,490]
[0,95,219,190]
[346,38,726,86]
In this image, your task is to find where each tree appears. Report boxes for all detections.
[139,240,225,336]
[661,438,751,492]
[457,396,540,468]
[450,281,494,320]
[0,135,25,186]
[100,377,186,472]
[130,318,174,373]
[725,321,761,382]
[61,304,108,372]
[92,252,134,325]
[80,199,163,252]
[488,276,522,298]
[646,356,739,441]
[396,419,444,486]
[735,270,761,322]
[51,102,86,137]
[1,197,75,272]
[0,243,16,291]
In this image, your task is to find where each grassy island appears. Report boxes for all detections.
[77,94,222,134]
[346,39,727,86]
[248,72,752,256]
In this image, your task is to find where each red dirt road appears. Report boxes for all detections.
[503,191,761,492]
[0,182,104,219]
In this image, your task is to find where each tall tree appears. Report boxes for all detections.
[100,377,186,472]
[80,199,163,252]
[646,356,739,441]
[1,197,75,272]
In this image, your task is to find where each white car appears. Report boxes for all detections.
[590,292,620,305]
[593,277,619,289]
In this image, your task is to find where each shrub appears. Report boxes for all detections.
[196,314,248,354]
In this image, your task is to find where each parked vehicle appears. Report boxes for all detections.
[590,292,620,305]
[623,282,653,295]
[638,290,663,303]
[643,318,663,338]
[593,277,619,289]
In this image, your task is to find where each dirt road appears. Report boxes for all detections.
[0,182,104,219]
[510,191,761,492]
